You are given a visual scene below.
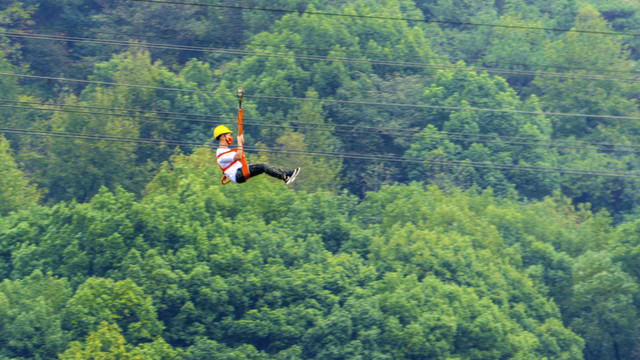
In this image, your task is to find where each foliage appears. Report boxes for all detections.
[2,0,640,359]
[0,136,40,215]
[0,270,71,359]
[59,321,178,360]
[532,6,639,139]
[4,159,635,359]
[406,67,557,199]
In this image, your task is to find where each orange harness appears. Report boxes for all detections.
[220,103,250,185]
[217,149,250,185]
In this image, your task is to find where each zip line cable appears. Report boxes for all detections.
[13,26,402,60]
[3,99,640,154]
[0,100,626,151]
[15,25,640,77]
[3,8,638,179]
[126,0,640,38]
[2,126,639,179]
[6,31,640,84]
[3,72,640,122]
[0,103,231,126]
[0,99,233,122]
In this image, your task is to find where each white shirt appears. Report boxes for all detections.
[216,148,242,183]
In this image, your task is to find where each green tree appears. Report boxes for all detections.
[30,94,139,203]
[482,14,551,92]
[0,2,42,151]
[325,73,436,196]
[63,277,164,344]
[354,183,584,358]
[184,338,276,360]
[532,6,638,139]
[0,136,40,215]
[0,1,34,58]
[554,147,640,218]
[406,67,558,199]
[59,322,130,360]
[0,270,71,359]
[575,0,640,58]
[84,49,236,156]
[567,251,639,360]
[219,0,440,197]
[2,142,624,359]
[259,90,343,192]
[19,49,238,202]
[304,272,581,359]
[611,218,640,281]
[59,321,178,360]
[414,0,577,62]
[5,187,144,284]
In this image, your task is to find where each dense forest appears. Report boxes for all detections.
[2,0,640,358]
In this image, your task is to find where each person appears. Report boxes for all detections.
[213,125,300,185]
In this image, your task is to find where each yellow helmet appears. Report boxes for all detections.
[213,125,232,139]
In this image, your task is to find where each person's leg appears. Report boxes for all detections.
[251,163,287,179]
[236,163,287,183]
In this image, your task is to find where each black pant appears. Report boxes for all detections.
[236,163,286,183]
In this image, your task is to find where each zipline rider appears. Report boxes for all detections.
[214,124,300,185]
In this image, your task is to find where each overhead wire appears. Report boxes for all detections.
[110,1,640,77]
[13,25,640,77]
[2,99,640,154]
[5,73,640,165]
[4,4,640,176]
[3,72,640,122]
[5,30,640,84]
[2,4,639,185]
[2,71,638,176]
[2,127,639,179]
[126,0,640,38]
[3,72,640,161]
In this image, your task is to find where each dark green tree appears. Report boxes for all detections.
[0,270,71,359]
[0,136,40,215]
[63,277,164,344]
[567,251,639,360]
[532,6,638,139]
[406,67,558,199]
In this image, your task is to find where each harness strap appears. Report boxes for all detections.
[239,156,250,180]
[217,150,235,185]
[218,87,250,185]
[237,107,251,181]
[217,149,249,185]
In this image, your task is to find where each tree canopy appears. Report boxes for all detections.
[2,0,640,358]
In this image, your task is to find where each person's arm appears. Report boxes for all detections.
[234,134,244,161]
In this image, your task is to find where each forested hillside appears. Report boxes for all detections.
[2,0,640,358]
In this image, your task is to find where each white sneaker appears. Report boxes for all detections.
[285,167,300,185]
